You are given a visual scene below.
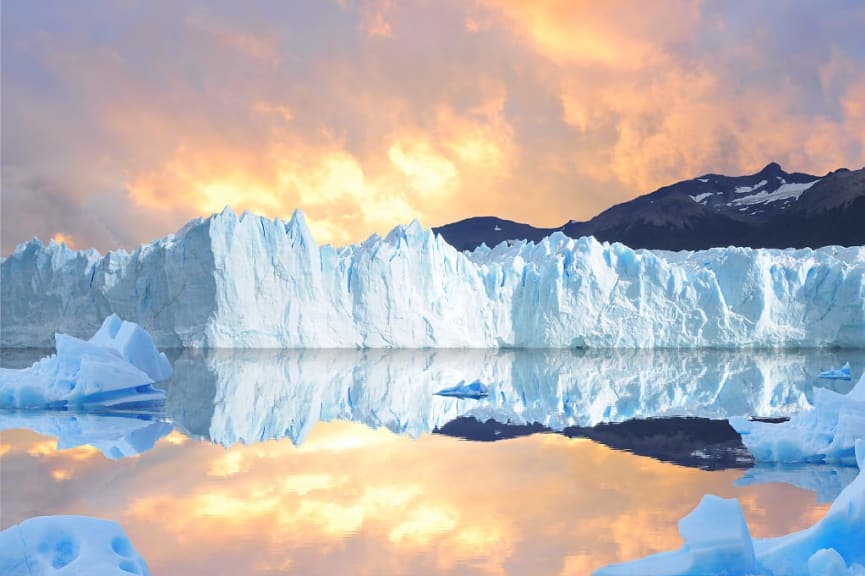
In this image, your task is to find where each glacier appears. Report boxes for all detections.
[0,515,149,576]
[731,370,865,465]
[2,208,864,348]
[595,440,865,576]
[0,315,171,410]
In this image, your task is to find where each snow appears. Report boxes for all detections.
[733,179,769,194]
[731,370,865,465]
[164,348,830,446]
[434,380,489,399]
[3,208,864,348]
[0,515,149,575]
[819,362,852,380]
[732,180,820,206]
[494,225,502,231]
[689,192,713,204]
[697,178,710,183]
[594,440,865,575]
[0,315,171,410]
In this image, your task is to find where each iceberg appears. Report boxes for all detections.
[594,440,865,575]
[434,379,489,399]
[3,208,864,348]
[819,362,852,380]
[731,370,865,465]
[0,515,150,576]
[0,315,171,410]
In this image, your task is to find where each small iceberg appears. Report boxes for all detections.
[731,369,865,465]
[0,315,172,410]
[434,380,489,399]
[0,515,150,575]
[594,440,865,575]
[818,362,852,380]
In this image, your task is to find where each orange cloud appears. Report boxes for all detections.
[51,232,77,249]
[478,0,701,68]
[2,1,864,254]
[1,425,834,575]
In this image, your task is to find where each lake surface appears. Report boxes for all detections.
[0,349,859,574]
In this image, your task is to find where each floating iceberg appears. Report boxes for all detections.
[731,370,865,465]
[434,380,489,399]
[0,413,172,460]
[0,315,171,410]
[595,440,865,575]
[819,362,852,380]
[0,515,150,576]
[3,208,864,348]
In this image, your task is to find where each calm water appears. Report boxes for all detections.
[0,349,859,574]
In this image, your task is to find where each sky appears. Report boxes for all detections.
[2,0,865,253]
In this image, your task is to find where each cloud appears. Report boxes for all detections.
[2,0,864,254]
[2,424,832,575]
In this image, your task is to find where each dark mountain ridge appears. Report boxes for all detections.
[434,164,865,251]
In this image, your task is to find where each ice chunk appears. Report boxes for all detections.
[0,515,150,575]
[819,362,852,381]
[595,440,865,575]
[595,495,759,575]
[3,208,864,348]
[731,371,865,465]
[434,380,489,399]
[0,315,171,410]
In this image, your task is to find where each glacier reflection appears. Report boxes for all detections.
[160,348,857,447]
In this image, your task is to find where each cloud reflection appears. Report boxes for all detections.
[1,422,830,575]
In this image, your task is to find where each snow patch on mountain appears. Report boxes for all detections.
[734,179,769,194]
[732,180,821,207]
[689,192,713,204]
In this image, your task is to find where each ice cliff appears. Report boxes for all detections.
[3,208,864,348]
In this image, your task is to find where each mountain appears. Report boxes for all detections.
[433,164,865,251]
[2,208,864,348]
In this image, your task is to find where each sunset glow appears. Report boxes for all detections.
[2,1,863,253]
[0,424,833,575]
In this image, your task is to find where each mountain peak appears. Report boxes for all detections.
[758,162,784,176]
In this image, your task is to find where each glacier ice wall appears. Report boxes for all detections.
[3,208,864,348]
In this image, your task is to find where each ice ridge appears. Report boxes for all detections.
[2,208,864,348]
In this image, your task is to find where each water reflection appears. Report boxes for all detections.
[0,412,171,459]
[0,423,833,576]
[162,348,856,446]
